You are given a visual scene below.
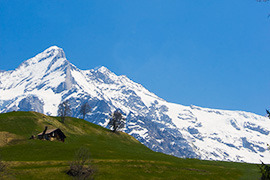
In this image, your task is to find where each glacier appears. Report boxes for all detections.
[0,46,270,163]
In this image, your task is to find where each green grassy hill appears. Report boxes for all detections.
[0,111,261,179]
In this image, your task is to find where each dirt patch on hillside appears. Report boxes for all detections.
[0,131,23,147]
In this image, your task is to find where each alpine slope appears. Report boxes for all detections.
[0,46,269,163]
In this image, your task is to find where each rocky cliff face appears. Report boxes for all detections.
[1,46,269,163]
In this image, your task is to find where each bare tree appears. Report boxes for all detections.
[58,100,72,123]
[80,102,91,120]
[108,110,126,133]
[67,147,95,180]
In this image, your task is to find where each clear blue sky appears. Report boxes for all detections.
[1,0,270,115]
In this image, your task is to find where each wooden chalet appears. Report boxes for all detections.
[37,127,66,142]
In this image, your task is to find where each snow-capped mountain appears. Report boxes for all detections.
[1,46,270,163]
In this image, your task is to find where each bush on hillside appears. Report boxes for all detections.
[67,147,95,180]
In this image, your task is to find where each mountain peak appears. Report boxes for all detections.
[97,66,111,74]
[46,45,62,51]
[17,46,67,70]
[42,45,65,59]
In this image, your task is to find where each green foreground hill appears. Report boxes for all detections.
[0,111,260,179]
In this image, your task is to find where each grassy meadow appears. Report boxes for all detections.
[0,111,261,179]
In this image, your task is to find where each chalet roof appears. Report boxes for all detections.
[37,128,58,136]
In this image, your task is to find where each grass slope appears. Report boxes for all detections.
[0,111,260,179]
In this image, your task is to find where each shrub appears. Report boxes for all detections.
[67,147,95,180]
